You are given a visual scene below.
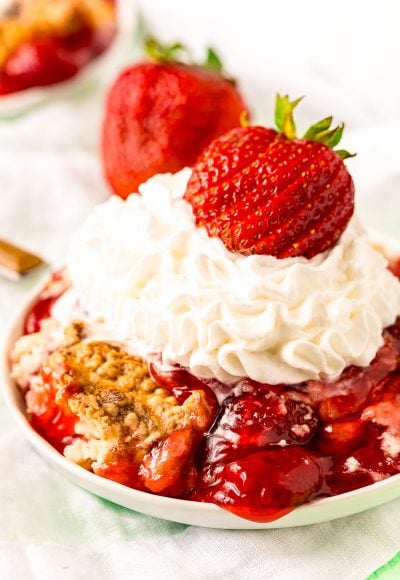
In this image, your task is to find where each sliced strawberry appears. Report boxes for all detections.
[94,450,146,491]
[202,383,318,465]
[314,416,371,458]
[185,95,355,259]
[195,447,325,522]
[305,333,399,421]
[327,433,399,495]
[28,378,78,452]
[140,428,198,496]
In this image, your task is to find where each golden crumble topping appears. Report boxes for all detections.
[43,340,208,457]
[0,0,115,68]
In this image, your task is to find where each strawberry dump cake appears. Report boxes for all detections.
[10,96,400,522]
[0,0,116,95]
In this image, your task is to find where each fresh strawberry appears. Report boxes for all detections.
[185,95,355,259]
[102,38,249,199]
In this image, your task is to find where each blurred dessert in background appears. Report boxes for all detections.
[0,0,116,95]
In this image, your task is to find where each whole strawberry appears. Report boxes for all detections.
[185,95,355,259]
[102,38,249,199]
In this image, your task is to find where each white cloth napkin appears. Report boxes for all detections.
[1,31,400,580]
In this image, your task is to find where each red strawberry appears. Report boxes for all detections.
[327,432,399,495]
[305,332,399,421]
[0,24,114,96]
[102,38,249,199]
[314,417,371,458]
[195,447,325,522]
[185,95,355,259]
[140,428,198,496]
[203,383,318,464]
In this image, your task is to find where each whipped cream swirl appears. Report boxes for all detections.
[68,169,400,385]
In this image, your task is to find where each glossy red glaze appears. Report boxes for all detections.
[202,384,318,464]
[304,332,400,421]
[94,454,145,491]
[29,378,78,453]
[194,447,326,523]
[24,295,59,334]
[140,428,198,496]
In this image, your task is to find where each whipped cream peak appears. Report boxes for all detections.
[67,169,400,385]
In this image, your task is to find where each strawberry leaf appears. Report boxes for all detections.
[144,37,188,63]
[144,37,234,81]
[335,149,357,160]
[204,48,223,72]
[314,123,344,148]
[303,116,332,140]
[275,94,303,139]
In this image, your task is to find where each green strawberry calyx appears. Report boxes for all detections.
[144,37,226,75]
[275,94,356,160]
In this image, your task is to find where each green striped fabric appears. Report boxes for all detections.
[369,552,400,579]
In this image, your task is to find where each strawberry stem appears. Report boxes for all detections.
[144,37,188,63]
[275,94,356,159]
[240,110,251,127]
[275,94,303,139]
[144,37,228,76]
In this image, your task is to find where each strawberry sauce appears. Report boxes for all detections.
[22,270,400,522]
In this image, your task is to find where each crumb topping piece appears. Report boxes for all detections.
[42,340,210,456]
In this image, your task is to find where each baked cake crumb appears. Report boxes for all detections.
[42,340,210,467]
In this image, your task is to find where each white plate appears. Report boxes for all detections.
[1,230,400,529]
[0,1,137,119]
